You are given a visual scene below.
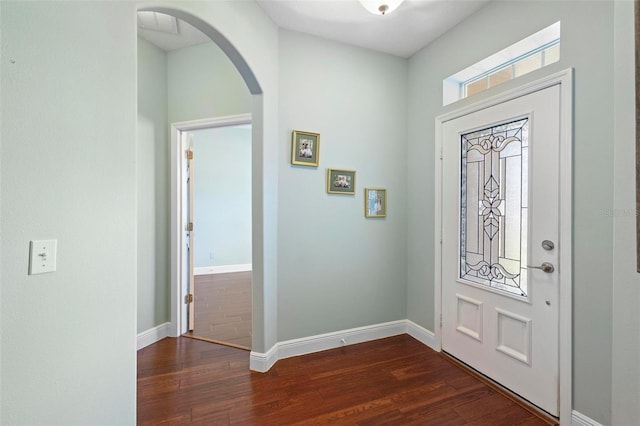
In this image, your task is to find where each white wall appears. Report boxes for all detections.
[137,36,170,333]
[277,30,408,340]
[611,1,640,424]
[191,125,252,267]
[408,1,615,423]
[0,2,137,424]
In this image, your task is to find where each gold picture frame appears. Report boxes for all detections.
[291,130,320,167]
[364,188,387,218]
[327,168,356,195]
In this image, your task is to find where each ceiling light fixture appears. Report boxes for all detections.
[358,0,405,15]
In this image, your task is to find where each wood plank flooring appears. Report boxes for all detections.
[137,334,556,425]
[191,272,251,349]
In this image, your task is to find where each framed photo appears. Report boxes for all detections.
[365,188,387,218]
[291,130,320,167]
[327,168,356,195]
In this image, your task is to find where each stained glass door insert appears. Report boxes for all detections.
[459,118,529,297]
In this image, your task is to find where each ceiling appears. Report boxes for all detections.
[138,0,491,58]
[256,0,490,58]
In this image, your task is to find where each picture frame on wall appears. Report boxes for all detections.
[291,130,320,167]
[365,188,387,218]
[327,168,356,195]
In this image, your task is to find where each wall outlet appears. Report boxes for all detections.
[29,240,57,275]
[209,252,214,260]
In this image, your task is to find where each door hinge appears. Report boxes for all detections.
[186,222,193,232]
[440,313,443,327]
[184,294,194,304]
[186,150,193,160]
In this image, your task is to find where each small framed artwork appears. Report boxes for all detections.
[365,188,387,218]
[291,130,320,167]
[327,168,356,195]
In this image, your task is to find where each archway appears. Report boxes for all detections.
[137,6,270,358]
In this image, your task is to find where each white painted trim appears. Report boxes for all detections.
[557,69,574,425]
[172,114,252,132]
[405,320,437,350]
[249,320,435,372]
[169,125,180,337]
[434,69,573,425]
[278,320,406,361]
[170,114,252,337]
[250,344,279,373]
[137,322,171,350]
[194,263,252,276]
[571,410,603,426]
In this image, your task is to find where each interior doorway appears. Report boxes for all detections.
[174,115,252,350]
[183,119,252,350]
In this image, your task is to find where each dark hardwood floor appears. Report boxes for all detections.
[137,334,556,425]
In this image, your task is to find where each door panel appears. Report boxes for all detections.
[441,85,560,415]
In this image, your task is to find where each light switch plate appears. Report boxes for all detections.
[29,240,57,275]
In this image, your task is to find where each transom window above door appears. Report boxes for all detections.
[443,21,560,105]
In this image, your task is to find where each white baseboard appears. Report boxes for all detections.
[193,263,253,275]
[572,410,603,426]
[250,320,433,373]
[278,320,407,360]
[194,264,252,276]
[405,320,436,350]
[137,322,171,350]
[249,344,279,373]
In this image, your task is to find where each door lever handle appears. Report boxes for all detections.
[527,262,555,273]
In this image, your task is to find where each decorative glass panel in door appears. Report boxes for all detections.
[459,118,529,298]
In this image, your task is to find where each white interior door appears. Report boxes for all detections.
[441,84,561,416]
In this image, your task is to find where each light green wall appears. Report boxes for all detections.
[408,1,615,423]
[612,1,640,424]
[191,125,252,268]
[1,1,137,424]
[167,41,251,123]
[277,30,408,340]
[137,36,170,333]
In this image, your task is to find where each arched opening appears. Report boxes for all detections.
[137,6,267,355]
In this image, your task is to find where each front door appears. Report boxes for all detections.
[440,84,562,416]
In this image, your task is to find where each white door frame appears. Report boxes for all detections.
[434,69,573,423]
[169,113,252,336]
